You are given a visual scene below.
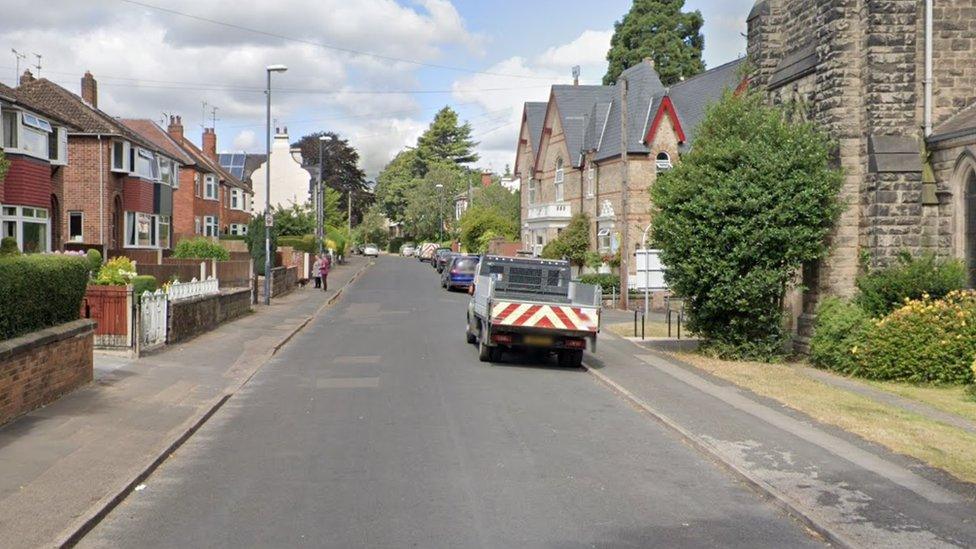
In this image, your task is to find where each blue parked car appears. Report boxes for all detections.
[441,255,479,291]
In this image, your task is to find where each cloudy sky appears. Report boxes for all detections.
[0,0,753,178]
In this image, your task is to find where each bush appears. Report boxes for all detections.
[219,234,247,241]
[0,237,19,257]
[85,248,102,275]
[459,206,517,254]
[172,237,230,261]
[578,273,620,294]
[0,254,90,340]
[94,256,137,286]
[132,275,158,298]
[650,89,842,361]
[855,252,966,318]
[388,237,406,254]
[245,217,277,272]
[856,291,976,384]
[810,297,871,375]
[278,235,318,253]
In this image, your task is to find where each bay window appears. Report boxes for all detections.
[554,158,564,202]
[528,179,538,204]
[1,110,17,148]
[587,165,595,197]
[125,211,159,248]
[133,148,156,179]
[1,206,50,253]
[18,112,50,158]
[158,215,171,249]
[159,158,173,186]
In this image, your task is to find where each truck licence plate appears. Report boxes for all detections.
[523,335,553,347]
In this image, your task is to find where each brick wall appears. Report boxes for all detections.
[0,320,94,426]
[173,167,197,241]
[2,155,52,208]
[122,177,154,213]
[62,137,123,248]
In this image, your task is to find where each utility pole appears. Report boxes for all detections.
[264,65,288,306]
[619,76,630,310]
[317,135,328,255]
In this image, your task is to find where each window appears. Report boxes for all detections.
[111,141,130,172]
[1,206,50,253]
[69,211,84,242]
[19,116,49,158]
[133,148,156,179]
[597,227,612,252]
[204,175,218,200]
[158,215,171,249]
[21,113,52,133]
[554,157,564,184]
[194,173,202,197]
[159,158,173,186]
[2,110,17,148]
[587,164,595,197]
[229,223,248,236]
[204,216,218,237]
[231,188,241,210]
[194,216,202,235]
[125,211,157,248]
[656,151,672,171]
[528,179,538,205]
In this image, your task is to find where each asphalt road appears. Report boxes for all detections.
[79,256,822,548]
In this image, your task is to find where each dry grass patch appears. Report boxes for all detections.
[606,321,680,339]
[674,352,976,484]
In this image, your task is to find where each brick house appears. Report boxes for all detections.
[514,59,745,287]
[165,119,252,239]
[747,0,976,348]
[18,72,182,252]
[0,77,73,253]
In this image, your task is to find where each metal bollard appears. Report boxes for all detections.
[641,311,645,340]
[634,309,638,337]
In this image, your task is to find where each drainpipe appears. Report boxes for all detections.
[924,0,933,137]
[98,135,105,254]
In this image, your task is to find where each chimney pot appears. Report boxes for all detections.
[81,71,98,108]
[202,126,217,162]
[19,69,35,86]
[167,113,185,141]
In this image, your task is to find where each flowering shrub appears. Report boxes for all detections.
[94,256,137,286]
[855,291,976,384]
[855,252,966,317]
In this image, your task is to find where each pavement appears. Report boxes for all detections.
[77,256,821,548]
[0,254,371,549]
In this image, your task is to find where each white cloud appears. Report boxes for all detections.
[231,130,257,151]
[453,29,613,174]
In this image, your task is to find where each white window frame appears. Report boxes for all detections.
[554,157,564,184]
[159,157,174,186]
[68,211,84,242]
[597,227,612,252]
[528,179,538,205]
[0,205,50,253]
[111,140,131,173]
[21,113,52,133]
[194,216,202,235]
[132,147,156,180]
[157,215,171,249]
[656,151,673,171]
[229,223,248,236]
[124,211,159,249]
[230,188,242,210]
[204,215,218,237]
[49,127,68,166]
[1,108,18,149]
[204,174,218,200]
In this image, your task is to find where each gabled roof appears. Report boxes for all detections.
[592,60,666,162]
[524,102,547,155]
[17,78,161,153]
[929,102,976,144]
[550,85,614,166]
[667,58,746,150]
[120,119,195,165]
[175,136,249,191]
[0,82,74,128]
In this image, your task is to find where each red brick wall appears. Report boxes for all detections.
[2,155,52,208]
[62,138,124,248]
[0,320,94,426]
[122,177,153,213]
[173,167,197,242]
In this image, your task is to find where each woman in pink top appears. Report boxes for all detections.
[318,254,331,291]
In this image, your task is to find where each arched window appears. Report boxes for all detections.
[656,152,672,171]
[554,157,565,201]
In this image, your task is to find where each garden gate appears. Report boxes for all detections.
[140,289,168,349]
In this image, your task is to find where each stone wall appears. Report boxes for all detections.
[270,265,298,297]
[0,320,94,426]
[167,289,253,344]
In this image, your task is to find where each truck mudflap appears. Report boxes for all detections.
[490,301,599,333]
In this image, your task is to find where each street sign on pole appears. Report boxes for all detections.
[264,212,274,227]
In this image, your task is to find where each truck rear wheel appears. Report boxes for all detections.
[478,328,492,362]
[559,349,583,368]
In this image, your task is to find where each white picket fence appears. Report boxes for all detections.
[168,276,219,301]
[140,289,168,349]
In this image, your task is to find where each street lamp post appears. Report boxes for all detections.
[435,183,444,242]
[317,135,329,256]
[641,223,652,318]
[264,64,287,306]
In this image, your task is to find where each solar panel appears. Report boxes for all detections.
[219,153,246,171]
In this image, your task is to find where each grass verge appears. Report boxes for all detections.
[606,321,679,339]
[673,352,976,484]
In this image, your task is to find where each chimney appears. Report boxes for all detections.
[81,71,98,108]
[572,65,580,86]
[643,57,655,69]
[19,69,35,86]
[202,127,217,161]
[481,170,492,187]
[167,115,184,142]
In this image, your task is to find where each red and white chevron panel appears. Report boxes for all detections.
[490,301,599,332]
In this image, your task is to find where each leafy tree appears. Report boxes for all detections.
[402,164,465,241]
[540,213,590,274]
[470,182,520,227]
[245,216,277,272]
[459,206,518,253]
[293,131,372,224]
[354,205,390,248]
[650,90,843,360]
[375,149,421,222]
[272,203,314,236]
[172,237,230,260]
[604,0,705,86]
[415,107,479,173]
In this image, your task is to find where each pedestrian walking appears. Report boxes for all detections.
[319,253,331,292]
[312,256,322,288]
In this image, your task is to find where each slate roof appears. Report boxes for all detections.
[768,42,817,89]
[17,78,161,153]
[668,58,747,150]
[0,82,74,127]
[592,61,666,163]
[524,102,547,154]
[550,85,614,166]
[120,119,195,166]
[243,154,267,185]
[175,136,249,191]
[929,102,976,144]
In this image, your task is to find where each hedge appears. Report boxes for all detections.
[578,273,620,294]
[132,275,158,298]
[172,237,230,261]
[855,252,966,318]
[0,255,90,340]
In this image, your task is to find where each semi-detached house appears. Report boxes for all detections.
[515,59,745,287]
[0,78,72,253]
[18,71,181,253]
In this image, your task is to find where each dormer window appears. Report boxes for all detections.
[656,152,672,171]
[111,140,130,172]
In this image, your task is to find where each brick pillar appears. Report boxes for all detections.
[81,71,97,108]
[202,128,217,162]
[167,115,184,143]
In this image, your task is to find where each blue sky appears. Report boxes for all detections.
[0,0,754,176]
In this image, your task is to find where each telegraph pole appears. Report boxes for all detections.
[619,76,629,310]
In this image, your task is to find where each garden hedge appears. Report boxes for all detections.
[0,254,90,340]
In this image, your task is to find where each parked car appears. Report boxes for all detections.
[363,244,379,257]
[400,244,416,257]
[434,248,455,272]
[417,243,438,262]
[441,255,479,291]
